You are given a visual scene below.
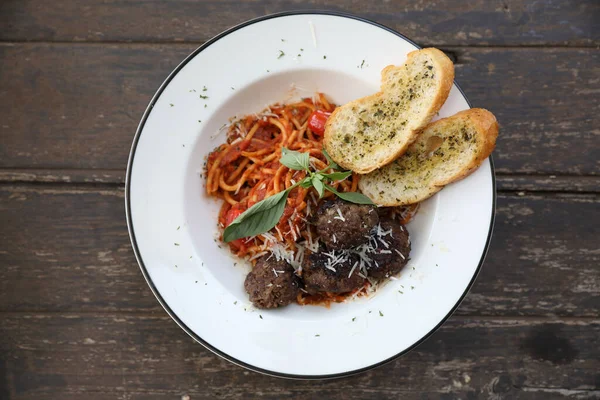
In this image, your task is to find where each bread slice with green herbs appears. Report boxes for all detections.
[358,108,498,206]
[323,48,455,174]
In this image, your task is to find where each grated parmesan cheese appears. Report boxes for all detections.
[334,206,346,222]
[348,261,358,278]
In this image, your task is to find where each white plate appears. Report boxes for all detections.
[126,11,495,379]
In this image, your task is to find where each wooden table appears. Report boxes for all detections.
[1,1,598,399]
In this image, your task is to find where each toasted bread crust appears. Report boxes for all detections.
[323,48,455,174]
[432,108,498,187]
[358,108,498,206]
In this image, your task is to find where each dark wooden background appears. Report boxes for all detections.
[1,1,599,399]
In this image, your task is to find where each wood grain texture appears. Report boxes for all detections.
[0,44,598,175]
[0,186,598,317]
[0,314,598,399]
[496,175,600,193]
[0,169,126,184]
[0,0,597,46]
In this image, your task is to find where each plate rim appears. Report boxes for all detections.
[125,9,497,380]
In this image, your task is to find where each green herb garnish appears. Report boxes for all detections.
[280,147,310,170]
[199,95,209,99]
[278,50,285,59]
[222,148,373,242]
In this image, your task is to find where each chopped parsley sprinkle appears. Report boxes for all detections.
[281,39,285,42]
[199,95,209,99]
[360,59,365,68]
[315,334,320,337]
[300,48,304,51]
[189,89,196,92]
[352,317,356,322]
[323,55,327,59]
[411,286,415,290]
[204,104,207,108]
[189,256,192,259]
[259,315,263,319]
[369,311,372,314]
[398,290,404,294]
[297,53,301,57]
[202,86,207,91]
[278,50,285,59]
[234,301,237,305]
[170,103,174,107]
[182,144,185,147]
[177,226,180,230]
[266,69,270,72]
[379,311,384,317]
[198,120,201,123]
[231,87,235,90]
[174,243,180,246]
[195,280,198,283]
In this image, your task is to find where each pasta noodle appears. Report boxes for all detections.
[206,94,357,263]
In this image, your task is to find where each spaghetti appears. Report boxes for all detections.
[206,94,358,264]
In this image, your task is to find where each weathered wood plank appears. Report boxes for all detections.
[0,314,598,399]
[455,47,600,175]
[2,170,599,193]
[0,187,598,316]
[0,0,597,46]
[458,193,600,317]
[0,186,161,314]
[0,45,598,174]
[0,169,126,185]
[496,175,600,193]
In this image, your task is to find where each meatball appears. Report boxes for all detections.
[302,249,366,294]
[244,256,301,309]
[365,219,411,280]
[314,199,379,250]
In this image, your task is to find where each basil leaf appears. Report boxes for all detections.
[280,148,310,171]
[312,176,325,198]
[322,148,340,170]
[299,176,313,188]
[324,184,374,205]
[321,170,352,181]
[223,190,290,242]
